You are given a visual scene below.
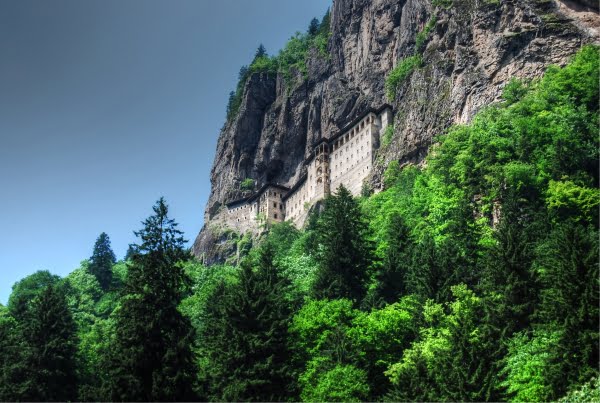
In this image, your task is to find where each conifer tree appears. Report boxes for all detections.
[253,44,267,61]
[534,222,599,396]
[0,309,29,401]
[8,270,60,321]
[88,232,116,291]
[226,90,236,118]
[312,185,372,303]
[478,193,539,332]
[238,65,249,82]
[308,17,319,36]
[318,8,331,35]
[20,284,78,402]
[203,242,295,401]
[373,213,412,304]
[124,244,138,261]
[104,198,197,401]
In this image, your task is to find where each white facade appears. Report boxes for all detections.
[220,105,392,230]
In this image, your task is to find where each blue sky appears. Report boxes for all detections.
[0,0,330,304]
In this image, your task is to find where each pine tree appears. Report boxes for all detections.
[478,194,540,333]
[104,198,197,401]
[238,65,249,82]
[373,213,413,305]
[318,8,331,35]
[20,285,78,401]
[8,270,60,321]
[312,185,372,303]
[0,309,29,401]
[124,244,138,261]
[88,232,116,291]
[226,90,236,118]
[308,17,319,36]
[203,242,295,401]
[534,222,599,397]
[253,44,267,61]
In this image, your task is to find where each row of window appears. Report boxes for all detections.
[331,114,374,151]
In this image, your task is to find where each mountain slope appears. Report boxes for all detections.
[193,0,598,263]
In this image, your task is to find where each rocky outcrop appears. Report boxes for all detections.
[193,0,598,264]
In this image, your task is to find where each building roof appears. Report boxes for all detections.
[282,174,307,202]
[327,103,393,145]
[246,182,290,204]
[224,104,392,210]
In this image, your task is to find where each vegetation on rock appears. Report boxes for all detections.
[0,46,597,402]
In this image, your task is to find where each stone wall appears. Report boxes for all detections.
[284,177,310,227]
[330,111,381,196]
[223,199,259,234]
[218,106,392,231]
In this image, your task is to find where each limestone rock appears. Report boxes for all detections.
[192,0,599,264]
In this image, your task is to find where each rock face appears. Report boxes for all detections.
[193,0,599,264]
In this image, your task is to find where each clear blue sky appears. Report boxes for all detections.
[0,0,330,304]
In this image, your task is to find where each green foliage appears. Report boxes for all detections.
[104,198,197,401]
[312,185,373,303]
[19,284,78,401]
[240,177,255,191]
[88,232,116,291]
[291,297,420,400]
[415,16,437,53]
[500,330,562,402]
[502,78,529,105]
[546,179,599,223]
[381,123,395,148]
[8,270,61,321]
[2,43,598,403]
[386,285,496,401]
[533,222,599,395]
[558,377,600,402]
[200,243,295,401]
[385,55,422,100]
[302,364,370,402]
[0,310,28,401]
[308,17,319,36]
[226,10,331,119]
[371,212,413,305]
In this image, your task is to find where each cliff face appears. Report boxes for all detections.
[193,0,598,263]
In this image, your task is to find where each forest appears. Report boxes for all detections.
[0,45,598,402]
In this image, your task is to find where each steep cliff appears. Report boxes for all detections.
[193,0,598,263]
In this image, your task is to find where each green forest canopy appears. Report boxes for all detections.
[0,46,598,402]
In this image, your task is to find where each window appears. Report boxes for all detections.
[273,202,277,208]
[274,213,278,219]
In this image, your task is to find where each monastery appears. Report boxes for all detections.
[223,104,392,232]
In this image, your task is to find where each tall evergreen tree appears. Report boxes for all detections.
[226,90,236,118]
[308,17,319,36]
[238,65,249,82]
[534,222,599,396]
[203,242,295,401]
[253,44,267,61]
[373,213,413,304]
[318,8,331,35]
[0,309,29,401]
[104,198,197,401]
[478,192,540,333]
[20,284,78,402]
[7,270,60,321]
[312,185,372,303]
[88,232,116,291]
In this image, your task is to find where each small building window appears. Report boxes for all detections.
[274,213,278,219]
